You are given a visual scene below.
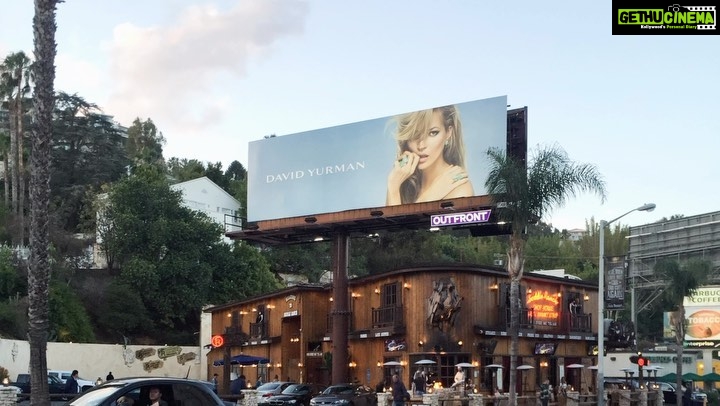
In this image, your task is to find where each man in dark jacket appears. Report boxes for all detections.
[231,374,246,395]
[391,374,409,406]
[64,370,79,394]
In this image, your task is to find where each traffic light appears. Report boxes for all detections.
[629,354,649,367]
[211,334,225,348]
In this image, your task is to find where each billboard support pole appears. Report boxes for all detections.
[331,233,350,385]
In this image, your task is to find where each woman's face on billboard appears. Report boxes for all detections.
[406,110,452,171]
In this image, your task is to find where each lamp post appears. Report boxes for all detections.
[597,203,655,406]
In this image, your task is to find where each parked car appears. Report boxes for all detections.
[603,377,638,391]
[310,384,377,406]
[259,383,326,406]
[63,377,234,406]
[256,382,295,402]
[48,370,96,392]
[649,382,677,404]
[12,373,67,394]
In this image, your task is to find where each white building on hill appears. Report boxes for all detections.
[170,176,242,241]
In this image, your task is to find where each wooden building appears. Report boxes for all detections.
[205,264,598,395]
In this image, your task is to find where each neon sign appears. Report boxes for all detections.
[527,291,559,326]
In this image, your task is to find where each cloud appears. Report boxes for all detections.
[55,53,106,98]
[105,0,308,128]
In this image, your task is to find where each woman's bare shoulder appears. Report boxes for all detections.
[444,180,474,199]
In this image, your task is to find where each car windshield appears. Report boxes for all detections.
[283,384,308,394]
[324,386,353,395]
[68,385,126,406]
[258,383,281,391]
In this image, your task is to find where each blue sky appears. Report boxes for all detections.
[2,0,718,230]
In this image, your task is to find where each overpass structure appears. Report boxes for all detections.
[627,211,720,319]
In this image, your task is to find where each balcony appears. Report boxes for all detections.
[371,305,405,336]
[500,306,535,330]
[249,322,268,339]
[566,312,593,333]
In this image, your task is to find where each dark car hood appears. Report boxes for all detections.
[269,394,306,400]
[313,395,353,401]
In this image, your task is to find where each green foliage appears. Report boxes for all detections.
[48,283,95,342]
[167,158,206,182]
[101,166,274,334]
[263,243,331,283]
[208,242,281,304]
[659,258,712,310]
[50,92,130,232]
[0,246,24,298]
[97,281,152,336]
[0,299,27,338]
[126,118,166,170]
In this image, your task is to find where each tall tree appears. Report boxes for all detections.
[28,0,59,404]
[1,51,32,244]
[657,259,711,405]
[100,164,280,337]
[50,92,129,232]
[485,145,606,405]
[126,118,166,170]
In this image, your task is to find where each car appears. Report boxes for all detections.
[12,373,67,394]
[259,383,326,406]
[649,381,677,404]
[62,376,234,406]
[603,377,638,390]
[310,384,377,406]
[48,370,96,392]
[256,382,295,402]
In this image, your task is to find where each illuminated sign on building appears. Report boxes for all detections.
[527,291,560,327]
[430,210,492,227]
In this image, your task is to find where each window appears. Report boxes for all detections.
[382,283,399,307]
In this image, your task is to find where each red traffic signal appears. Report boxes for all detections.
[629,355,649,366]
[211,334,225,348]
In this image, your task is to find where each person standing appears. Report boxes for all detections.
[413,369,426,395]
[106,371,115,381]
[65,370,80,394]
[231,374,246,395]
[539,379,551,406]
[391,374,410,406]
[211,373,219,393]
[558,377,568,406]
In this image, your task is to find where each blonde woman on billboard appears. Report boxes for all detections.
[386,105,473,205]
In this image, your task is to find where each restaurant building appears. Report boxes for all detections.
[205,264,599,395]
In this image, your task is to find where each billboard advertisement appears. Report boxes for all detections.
[682,286,720,348]
[604,258,626,310]
[247,96,508,222]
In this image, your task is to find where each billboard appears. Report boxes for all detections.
[682,286,720,348]
[247,96,508,222]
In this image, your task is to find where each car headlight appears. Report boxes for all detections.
[333,400,350,404]
[288,400,297,404]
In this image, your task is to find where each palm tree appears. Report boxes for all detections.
[28,1,59,404]
[657,258,711,406]
[485,145,606,406]
[1,51,32,244]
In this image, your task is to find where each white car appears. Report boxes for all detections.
[48,370,95,391]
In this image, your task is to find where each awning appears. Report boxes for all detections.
[213,354,270,366]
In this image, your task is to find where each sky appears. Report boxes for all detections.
[2,0,718,231]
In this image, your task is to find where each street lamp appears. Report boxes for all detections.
[597,203,655,406]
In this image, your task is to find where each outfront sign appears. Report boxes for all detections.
[247,96,508,222]
[430,210,492,227]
